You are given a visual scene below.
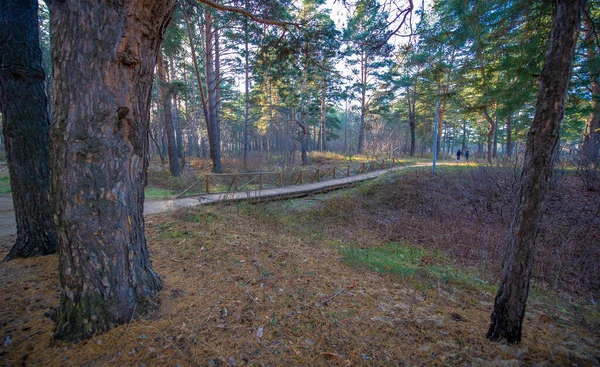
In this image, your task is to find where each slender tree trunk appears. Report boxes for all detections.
[297,114,308,165]
[168,56,184,163]
[506,115,513,158]
[437,84,448,156]
[493,117,498,158]
[487,0,584,344]
[48,0,175,341]
[484,110,496,163]
[357,51,367,154]
[581,13,600,162]
[149,128,165,164]
[320,81,327,152]
[408,85,417,157]
[183,12,209,161]
[214,26,222,167]
[205,8,221,172]
[184,72,199,158]
[268,78,274,152]
[157,52,179,177]
[0,0,58,261]
[243,4,250,167]
[462,119,467,152]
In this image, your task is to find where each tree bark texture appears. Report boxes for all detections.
[0,0,58,261]
[48,0,176,341]
[486,0,584,344]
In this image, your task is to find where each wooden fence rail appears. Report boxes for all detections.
[176,158,401,199]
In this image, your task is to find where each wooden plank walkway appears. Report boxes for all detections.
[144,163,422,215]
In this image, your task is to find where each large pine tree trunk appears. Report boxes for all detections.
[47,0,175,341]
[0,0,58,261]
[487,0,584,344]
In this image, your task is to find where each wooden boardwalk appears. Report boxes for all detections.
[144,163,421,215]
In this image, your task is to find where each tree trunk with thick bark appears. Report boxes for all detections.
[0,0,58,261]
[47,0,175,341]
[487,0,584,344]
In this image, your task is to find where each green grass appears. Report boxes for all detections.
[0,174,11,195]
[0,176,180,198]
[145,187,177,199]
[340,242,494,291]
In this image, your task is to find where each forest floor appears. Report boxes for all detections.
[0,165,599,366]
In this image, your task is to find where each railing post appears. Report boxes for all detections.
[206,175,210,193]
[234,175,238,191]
[279,172,283,187]
[362,163,365,173]
[347,166,351,177]
[333,167,336,179]
[316,169,320,182]
[259,173,263,190]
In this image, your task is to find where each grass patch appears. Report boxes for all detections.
[145,187,177,199]
[0,174,11,195]
[340,242,494,290]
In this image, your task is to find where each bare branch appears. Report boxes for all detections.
[195,0,298,27]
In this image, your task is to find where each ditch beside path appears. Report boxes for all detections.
[0,163,432,236]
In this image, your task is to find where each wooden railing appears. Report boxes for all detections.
[176,158,402,199]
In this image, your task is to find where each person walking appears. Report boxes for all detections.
[456,149,462,160]
[465,150,470,161]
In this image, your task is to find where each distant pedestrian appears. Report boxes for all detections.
[465,150,470,161]
[456,149,462,160]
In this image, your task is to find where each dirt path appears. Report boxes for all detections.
[0,196,16,236]
[0,164,425,236]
